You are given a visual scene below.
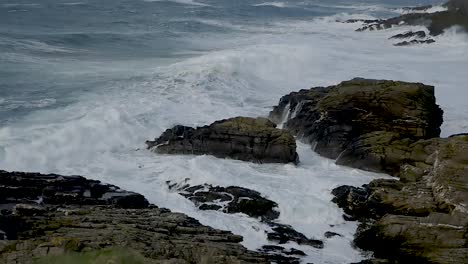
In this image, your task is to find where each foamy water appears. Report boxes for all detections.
[0,0,466,263]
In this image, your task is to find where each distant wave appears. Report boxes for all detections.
[143,0,210,7]
[61,2,87,6]
[395,5,448,14]
[2,3,40,8]
[0,36,77,53]
[253,2,287,8]
[0,98,57,111]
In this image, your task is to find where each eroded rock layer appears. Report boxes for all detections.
[271,78,468,263]
[147,117,298,164]
[0,171,284,264]
[270,78,443,175]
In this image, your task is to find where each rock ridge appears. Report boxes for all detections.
[269,78,468,263]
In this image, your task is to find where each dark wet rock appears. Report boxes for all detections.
[269,78,443,175]
[0,170,283,264]
[172,182,324,250]
[174,183,280,222]
[324,231,342,238]
[344,19,383,24]
[259,245,306,256]
[355,0,468,37]
[146,116,299,164]
[394,38,436,46]
[267,223,324,249]
[199,204,222,210]
[389,30,427,39]
[0,170,149,209]
[400,5,433,12]
[351,259,390,264]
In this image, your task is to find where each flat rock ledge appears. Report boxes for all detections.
[270,78,468,263]
[0,170,288,264]
[147,117,299,164]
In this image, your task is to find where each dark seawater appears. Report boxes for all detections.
[0,0,442,123]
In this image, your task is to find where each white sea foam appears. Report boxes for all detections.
[2,3,40,8]
[1,9,468,264]
[0,98,57,110]
[396,5,448,14]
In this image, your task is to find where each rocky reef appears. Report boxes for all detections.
[169,181,324,256]
[347,0,468,46]
[0,170,290,264]
[270,78,468,263]
[147,117,298,164]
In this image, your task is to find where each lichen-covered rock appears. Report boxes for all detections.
[270,78,443,171]
[0,171,286,264]
[146,117,299,164]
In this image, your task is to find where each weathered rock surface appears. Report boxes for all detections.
[171,182,324,250]
[271,77,467,263]
[349,0,468,45]
[173,183,280,222]
[332,135,468,263]
[270,78,443,175]
[147,117,299,164]
[0,170,289,264]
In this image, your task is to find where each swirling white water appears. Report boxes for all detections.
[1,0,467,263]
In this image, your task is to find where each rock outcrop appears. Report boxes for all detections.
[270,78,443,175]
[0,170,289,264]
[332,135,468,263]
[170,181,324,254]
[171,182,280,222]
[271,78,468,263]
[348,0,468,46]
[147,117,298,164]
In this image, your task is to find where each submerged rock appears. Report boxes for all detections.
[389,30,427,39]
[356,1,468,36]
[0,170,282,264]
[171,181,324,250]
[349,0,468,46]
[147,117,299,164]
[394,38,436,46]
[174,183,280,222]
[267,223,324,249]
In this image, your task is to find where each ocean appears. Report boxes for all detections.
[1,0,467,263]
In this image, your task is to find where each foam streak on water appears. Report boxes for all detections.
[0,0,467,263]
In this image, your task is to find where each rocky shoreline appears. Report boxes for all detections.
[0,171,304,264]
[2,77,468,263]
[344,0,468,46]
[267,78,468,263]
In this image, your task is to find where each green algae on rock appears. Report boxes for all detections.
[147,117,299,164]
